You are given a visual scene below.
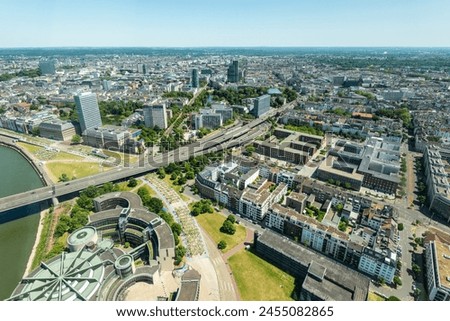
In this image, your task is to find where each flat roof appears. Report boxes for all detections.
[257,231,369,301]
[434,236,450,289]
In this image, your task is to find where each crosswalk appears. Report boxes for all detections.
[220,281,234,292]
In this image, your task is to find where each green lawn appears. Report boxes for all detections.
[17,142,84,162]
[195,212,246,253]
[45,161,107,182]
[103,149,139,165]
[50,152,84,161]
[368,292,386,301]
[140,184,157,197]
[158,175,190,202]
[228,249,295,301]
[17,142,44,154]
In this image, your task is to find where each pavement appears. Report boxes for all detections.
[144,175,206,257]
[144,174,238,301]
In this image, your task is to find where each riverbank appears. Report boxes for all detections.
[0,134,52,186]
[23,209,47,277]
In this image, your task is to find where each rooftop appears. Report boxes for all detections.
[257,230,369,301]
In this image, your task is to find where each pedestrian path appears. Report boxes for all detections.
[145,174,207,257]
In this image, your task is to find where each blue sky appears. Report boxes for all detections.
[0,0,449,47]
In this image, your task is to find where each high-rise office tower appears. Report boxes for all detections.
[143,104,168,129]
[39,59,56,75]
[74,92,102,133]
[227,60,240,83]
[191,68,199,88]
[251,95,271,118]
[137,63,147,74]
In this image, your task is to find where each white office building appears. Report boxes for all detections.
[74,92,102,133]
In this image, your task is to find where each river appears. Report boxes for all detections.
[0,145,44,300]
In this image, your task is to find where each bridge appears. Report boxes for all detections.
[0,117,269,213]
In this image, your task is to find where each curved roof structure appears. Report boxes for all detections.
[9,250,106,301]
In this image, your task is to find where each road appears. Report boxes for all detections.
[0,98,299,214]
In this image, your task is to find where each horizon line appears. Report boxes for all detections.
[1,45,450,50]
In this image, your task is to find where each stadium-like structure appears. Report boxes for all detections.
[8,192,201,301]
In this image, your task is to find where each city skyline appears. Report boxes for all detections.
[1,0,449,48]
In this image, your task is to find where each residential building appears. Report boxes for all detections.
[238,181,287,221]
[74,92,102,133]
[424,231,450,301]
[286,192,307,214]
[423,146,450,223]
[143,104,168,129]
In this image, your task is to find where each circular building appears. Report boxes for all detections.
[9,251,105,301]
[114,254,135,278]
[67,226,98,252]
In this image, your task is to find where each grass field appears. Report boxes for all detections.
[196,212,246,252]
[368,292,386,301]
[50,152,84,161]
[228,249,295,301]
[45,161,106,182]
[17,142,44,154]
[140,184,157,197]
[17,142,84,162]
[103,150,140,166]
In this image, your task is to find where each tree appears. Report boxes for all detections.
[387,296,401,301]
[413,288,421,299]
[393,276,402,287]
[58,173,70,182]
[124,242,130,248]
[335,203,344,213]
[175,245,187,265]
[157,167,166,179]
[147,197,164,214]
[54,214,71,237]
[127,177,138,188]
[218,240,227,250]
[220,219,236,235]
[412,264,421,276]
[226,214,236,224]
[417,195,427,205]
[338,219,348,232]
[31,127,40,136]
[76,194,94,211]
[177,175,187,185]
[185,171,195,180]
[83,185,100,198]
[171,222,182,236]
[398,223,404,231]
[71,134,81,144]
[245,145,256,155]
[378,277,386,286]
